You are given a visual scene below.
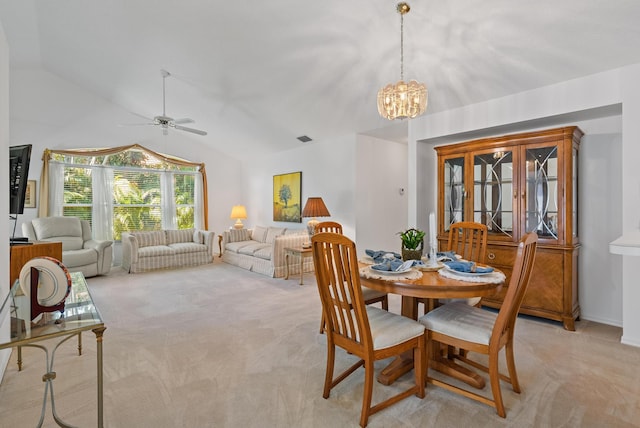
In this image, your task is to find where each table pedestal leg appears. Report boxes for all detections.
[377,351,414,386]
[377,296,486,390]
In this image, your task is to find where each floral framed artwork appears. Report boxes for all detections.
[273,171,302,223]
[24,180,36,208]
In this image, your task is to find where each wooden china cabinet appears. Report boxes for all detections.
[435,126,583,330]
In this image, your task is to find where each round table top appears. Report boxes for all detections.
[358,263,504,299]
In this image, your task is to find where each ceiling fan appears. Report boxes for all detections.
[122,69,207,136]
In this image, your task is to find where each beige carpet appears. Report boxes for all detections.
[1,258,639,427]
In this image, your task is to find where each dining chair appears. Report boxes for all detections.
[418,221,489,315]
[418,232,538,418]
[315,221,389,334]
[311,232,426,427]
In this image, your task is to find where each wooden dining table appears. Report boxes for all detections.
[359,262,504,388]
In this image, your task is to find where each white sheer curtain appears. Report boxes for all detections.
[92,166,114,241]
[194,171,204,230]
[48,161,65,216]
[161,171,177,230]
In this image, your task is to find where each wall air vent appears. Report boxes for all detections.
[297,135,312,143]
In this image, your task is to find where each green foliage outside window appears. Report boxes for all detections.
[60,148,198,241]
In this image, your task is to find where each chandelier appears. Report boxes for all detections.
[377,2,427,120]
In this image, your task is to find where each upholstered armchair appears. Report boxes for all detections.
[22,216,113,277]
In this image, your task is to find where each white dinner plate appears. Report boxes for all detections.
[19,257,72,307]
[442,264,494,277]
[370,266,413,276]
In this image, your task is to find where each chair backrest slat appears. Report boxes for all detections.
[312,232,371,350]
[447,222,488,263]
[315,221,343,235]
[492,232,538,343]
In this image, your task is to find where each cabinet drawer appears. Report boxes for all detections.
[485,245,515,267]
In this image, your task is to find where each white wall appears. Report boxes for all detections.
[1,20,11,380]
[243,133,409,257]
[244,135,357,237]
[7,69,244,250]
[355,135,409,254]
[409,64,640,344]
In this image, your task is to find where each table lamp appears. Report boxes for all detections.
[230,205,247,229]
[301,197,330,237]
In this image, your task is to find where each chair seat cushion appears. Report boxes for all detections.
[63,248,97,267]
[419,302,496,345]
[366,306,425,350]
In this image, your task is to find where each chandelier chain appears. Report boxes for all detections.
[400,12,404,82]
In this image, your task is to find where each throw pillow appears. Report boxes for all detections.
[265,227,285,244]
[228,228,251,243]
[252,226,268,243]
[193,230,204,244]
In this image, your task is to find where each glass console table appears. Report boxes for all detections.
[0,271,106,427]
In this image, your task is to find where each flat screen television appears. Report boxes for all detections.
[9,144,32,215]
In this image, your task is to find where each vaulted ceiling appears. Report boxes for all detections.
[1,0,639,159]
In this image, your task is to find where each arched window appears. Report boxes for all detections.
[39,144,208,240]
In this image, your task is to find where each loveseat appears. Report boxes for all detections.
[121,228,215,273]
[221,226,313,278]
[22,216,114,277]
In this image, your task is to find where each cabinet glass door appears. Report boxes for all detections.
[473,150,514,239]
[443,156,465,231]
[524,145,559,238]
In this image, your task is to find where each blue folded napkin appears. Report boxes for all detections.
[372,260,403,271]
[365,249,402,263]
[428,251,457,262]
[444,261,494,274]
[372,259,424,272]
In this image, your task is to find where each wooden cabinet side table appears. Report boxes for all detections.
[284,247,313,285]
[10,241,63,288]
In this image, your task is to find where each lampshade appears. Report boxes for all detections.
[377,2,427,121]
[230,205,247,229]
[302,197,330,237]
[302,197,330,218]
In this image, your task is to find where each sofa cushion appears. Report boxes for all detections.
[63,247,98,267]
[138,245,175,258]
[131,230,166,248]
[253,246,272,260]
[252,226,268,243]
[168,242,208,254]
[225,241,255,253]
[166,228,195,244]
[265,227,285,244]
[238,242,270,256]
[228,228,251,243]
[33,217,82,240]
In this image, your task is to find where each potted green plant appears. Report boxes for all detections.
[398,228,426,261]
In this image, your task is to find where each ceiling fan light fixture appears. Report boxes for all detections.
[377,2,428,121]
[120,69,207,136]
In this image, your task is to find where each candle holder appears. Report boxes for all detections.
[427,244,439,267]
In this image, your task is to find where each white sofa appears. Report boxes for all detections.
[121,229,215,273]
[22,216,113,277]
[221,226,312,278]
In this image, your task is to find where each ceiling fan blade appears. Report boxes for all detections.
[174,125,207,136]
[118,122,155,127]
[173,118,194,125]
